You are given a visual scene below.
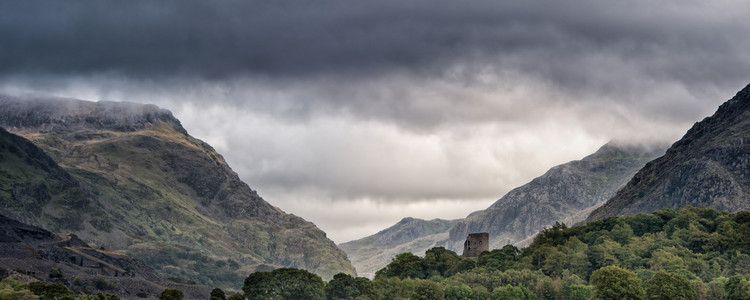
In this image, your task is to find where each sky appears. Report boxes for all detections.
[1,0,750,243]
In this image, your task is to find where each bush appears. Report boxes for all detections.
[49,268,63,279]
[159,288,184,300]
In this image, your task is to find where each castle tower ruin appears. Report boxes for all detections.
[462,232,489,257]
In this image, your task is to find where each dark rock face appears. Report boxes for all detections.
[444,142,665,251]
[588,83,750,221]
[0,214,210,299]
[0,95,355,287]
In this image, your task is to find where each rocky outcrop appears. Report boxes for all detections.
[339,218,458,278]
[0,95,355,288]
[588,83,750,221]
[444,142,665,251]
[0,214,210,299]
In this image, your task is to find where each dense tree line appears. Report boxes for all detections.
[232,207,750,299]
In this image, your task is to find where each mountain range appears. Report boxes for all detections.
[342,142,666,276]
[2,82,750,291]
[344,83,750,278]
[0,95,355,289]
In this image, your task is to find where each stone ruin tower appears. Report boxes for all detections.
[462,232,489,257]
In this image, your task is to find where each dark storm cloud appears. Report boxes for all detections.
[3,0,750,242]
[2,0,748,85]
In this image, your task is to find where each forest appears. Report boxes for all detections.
[236,206,750,300]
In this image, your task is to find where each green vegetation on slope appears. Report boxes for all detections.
[284,207,749,299]
[0,96,355,289]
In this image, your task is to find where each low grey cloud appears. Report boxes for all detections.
[3,0,749,130]
[1,0,750,242]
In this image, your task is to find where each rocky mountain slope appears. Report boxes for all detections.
[588,83,750,221]
[0,95,355,288]
[445,142,665,251]
[0,126,94,233]
[338,217,458,278]
[0,214,209,299]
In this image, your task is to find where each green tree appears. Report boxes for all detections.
[210,288,227,300]
[644,271,696,300]
[243,268,325,300]
[159,289,184,300]
[477,245,521,271]
[489,285,536,300]
[48,268,63,279]
[375,252,424,279]
[0,278,38,300]
[589,266,644,300]
[423,247,461,277]
[411,280,444,300]
[353,277,378,300]
[649,247,688,272]
[27,282,74,300]
[725,275,750,300]
[561,284,590,300]
[325,273,358,300]
[610,223,634,245]
[443,284,472,300]
[372,277,415,300]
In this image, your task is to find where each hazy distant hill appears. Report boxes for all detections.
[588,83,750,221]
[0,95,355,288]
[444,142,666,251]
[339,217,458,278]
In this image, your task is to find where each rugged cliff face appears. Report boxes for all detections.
[588,83,750,221]
[0,95,355,288]
[338,217,458,278]
[445,142,665,251]
[0,214,209,299]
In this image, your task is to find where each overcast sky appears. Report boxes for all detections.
[1,0,750,243]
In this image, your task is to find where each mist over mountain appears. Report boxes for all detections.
[588,83,750,221]
[0,95,355,288]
